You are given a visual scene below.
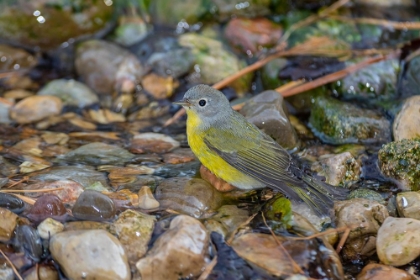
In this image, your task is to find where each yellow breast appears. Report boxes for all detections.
[185,110,261,190]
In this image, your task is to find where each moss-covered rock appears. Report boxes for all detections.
[309,96,391,144]
[378,139,420,191]
[347,189,385,204]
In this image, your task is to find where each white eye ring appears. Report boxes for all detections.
[198,99,207,107]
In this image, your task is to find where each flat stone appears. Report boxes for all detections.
[377,217,420,266]
[10,95,63,124]
[50,229,130,280]
[136,215,209,279]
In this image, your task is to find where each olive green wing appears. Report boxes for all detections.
[203,124,345,215]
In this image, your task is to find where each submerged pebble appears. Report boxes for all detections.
[10,96,63,124]
[72,190,116,221]
[14,225,43,262]
[37,217,64,239]
[0,208,18,242]
[138,186,160,209]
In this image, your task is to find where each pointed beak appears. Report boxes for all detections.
[173,99,191,107]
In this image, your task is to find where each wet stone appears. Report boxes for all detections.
[72,190,116,221]
[162,148,196,164]
[312,152,361,187]
[14,225,43,262]
[75,39,146,95]
[378,139,420,191]
[232,233,344,279]
[334,198,389,261]
[393,95,420,141]
[10,95,63,124]
[155,177,224,218]
[147,48,195,78]
[309,96,391,144]
[0,266,14,280]
[153,161,201,178]
[22,264,59,280]
[205,205,249,237]
[60,142,135,166]
[37,218,64,239]
[0,208,18,242]
[50,230,130,280]
[225,17,282,54]
[24,179,85,206]
[136,215,209,279]
[141,73,178,100]
[377,217,420,266]
[396,191,420,219]
[357,263,415,280]
[0,193,25,214]
[347,189,385,204]
[0,44,37,72]
[179,33,252,94]
[138,186,160,210]
[240,90,299,150]
[27,194,67,223]
[130,133,180,154]
[38,79,99,108]
[113,209,156,264]
[0,98,13,124]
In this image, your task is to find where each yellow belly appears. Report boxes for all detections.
[186,113,263,190]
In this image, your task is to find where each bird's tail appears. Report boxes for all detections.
[289,173,349,216]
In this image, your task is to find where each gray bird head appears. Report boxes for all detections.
[174,85,232,124]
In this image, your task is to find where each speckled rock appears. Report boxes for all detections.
[113,209,155,264]
[50,229,130,280]
[0,208,18,242]
[377,217,420,266]
[240,90,299,150]
[334,198,389,261]
[136,215,209,279]
[10,95,63,124]
[378,139,420,191]
[312,152,361,187]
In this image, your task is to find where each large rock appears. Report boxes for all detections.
[240,90,299,150]
[393,95,420,141]
[377,217,420,266]
[309,96,390,144]
[334,198,389,261]
[50,229,130,280]
[136,215,209,279]
[378,139,420,191]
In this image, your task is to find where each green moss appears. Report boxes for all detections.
[378,139,420,190]
[309,96,390,144]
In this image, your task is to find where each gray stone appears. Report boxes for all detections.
[240,90,299,150]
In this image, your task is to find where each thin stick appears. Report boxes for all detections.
[330,15,420,30]
[335,227,351,254]
[226,212,258,245]
[261,212,304,275]
[198,255,218,280]
[0,188,64,193]
[290,225,355,240]
[278,53,395,97]
[0,248,23,280]
[12,194,36,205]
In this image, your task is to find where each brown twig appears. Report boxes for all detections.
[330,15,420,30]
[278,52,398,97]
[6,176,30,188]
[226,212,258,245]
[335,227,351,254]
[12,194,36,205]
[290,226,350,241]
[0,187,64,193]
[198,255,218,280]
[261,212,304,275]
[0,248,23,280]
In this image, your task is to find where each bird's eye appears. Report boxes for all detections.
[198,99,206,107]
